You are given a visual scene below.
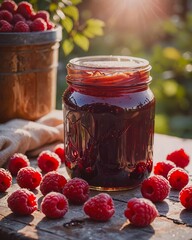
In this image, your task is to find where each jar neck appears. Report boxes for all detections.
[66,56,152,96]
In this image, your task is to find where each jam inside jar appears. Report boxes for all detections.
[63,56,155,191]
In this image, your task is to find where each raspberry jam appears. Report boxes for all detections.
[63,56,155,191]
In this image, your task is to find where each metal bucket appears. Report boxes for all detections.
[0,26,62,123]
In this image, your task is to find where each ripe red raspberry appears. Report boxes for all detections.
[179,186,192,210]
[33,10,50,22]
[16,1,34,19]
[30,17,47,32]
[153,160,176,179]
[40,171,67,196]
[124,198,159,227]
[0,19,12,32]
[141,175,170,202]
[37,150,61,173]
[12,13,25,24]
[0,168,12,192]
[167,167,189,190]
[166,148,190,168]
[16,167,42,190]
[41,192,69,219]
[63,178,89,205]
[54,143,65,163]
[7,189,37,215]
[0,0,17,14]
[83,193,115,221]
[14,20,30,32]
[8,153,30,176]
[0,9,13,23]
[47,21,55,30]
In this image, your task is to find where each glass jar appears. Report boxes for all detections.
[63,56,155,191]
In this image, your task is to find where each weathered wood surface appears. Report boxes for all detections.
[1,133,192,240]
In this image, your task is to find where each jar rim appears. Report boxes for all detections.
[69,55,151,71]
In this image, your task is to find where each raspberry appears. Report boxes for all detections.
[40,171,67,196]
[54,143,65,163]
[13,20,30,32]
[8,153,30,176]
[16,1,34,20]
[30,17,47,32]
[83,193,115,221]
[179,186,192,210]
[37,150,61,173]
[47,21,55,30]
[63,178,89,205]
[141,175,170,202]
[33,10,50,22]
[12,13,25,24]
[0,0,17,14]
[16,167,42,190]
[124,198,158,227]
[0,19,12,32]
[41,192,69,219]
[153,160,176,179]
[7,189,37,215]
[167,167,189,190]
[0,10,13,23]
[166,148,190,168]
[0,168,12,192]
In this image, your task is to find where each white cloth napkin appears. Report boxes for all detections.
[0,110,64,167]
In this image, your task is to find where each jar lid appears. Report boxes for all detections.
[69,55,151,71]
[0,25,62,46]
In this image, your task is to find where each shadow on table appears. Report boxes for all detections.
[0,213,35,238]
[155,200,169,216]
[179,209,192,226]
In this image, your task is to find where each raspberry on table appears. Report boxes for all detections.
[40,171,67,196]
[30,17,47,32]
[0,168,12,192]
[54,143,65,163]
[8,153,30,176]
[12,13,25,24]
[0,19,12,32]
[63,178,89,205]
[41,192,69,219]
[47,20,55,30]
[83,193,115,221]
[179,186,192,210]
[16,167,42,190]
[124,198,159,227]
[153,160,176,179]
[14,20,30,32]
[0,0,17,14]
[37,150,61,173]
[16,1,34,20]
[7,189,37,215]
[141,175,170,202]
[0,9,13,23]
[166,148,190,168]
[167,167,189,191]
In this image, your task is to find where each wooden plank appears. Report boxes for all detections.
[1,134,192,240]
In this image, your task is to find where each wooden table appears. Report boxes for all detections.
[1,134,192,240]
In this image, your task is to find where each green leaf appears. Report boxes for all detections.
[63,6,79,22]
[84,18,105,37]
[86,19,105,28]
[62,39,74,56]
[62,17,73,33]
[70,0,82,5]
[73,33,89,51]
[49,3,58,12]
